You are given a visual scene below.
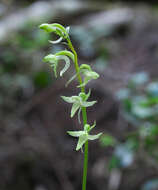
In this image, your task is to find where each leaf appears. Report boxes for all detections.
[76,134,88,151]
[71,103,80,117]
[88,133,102,140]
[67,131,86,137]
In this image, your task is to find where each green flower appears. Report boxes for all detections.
[61,90,96,119]
[66,64,99,87]
[43,50,74,77]
[39,23,70,44]
[68,122,102,151]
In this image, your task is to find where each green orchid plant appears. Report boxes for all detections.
[39,23,102,190]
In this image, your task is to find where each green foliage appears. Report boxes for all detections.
[0,24,55,121]
[100,134,116,147]
[40,23,101,190]
[33,71,52,89]
[98,72,158,174]
[114,72,158,167]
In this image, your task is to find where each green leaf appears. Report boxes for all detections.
[76,134,88,151]
[67,131,86,137]
[88,133,102,140]
[71,103,80,117]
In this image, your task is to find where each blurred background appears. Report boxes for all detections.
[1,0,158,190]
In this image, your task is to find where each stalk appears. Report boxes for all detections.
[67,38,88,190]
[40,23,101,190]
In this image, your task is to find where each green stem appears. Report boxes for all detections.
[82,140,88,190]
[67,38,88,190]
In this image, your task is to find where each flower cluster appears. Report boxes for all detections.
[39,23,102,151]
